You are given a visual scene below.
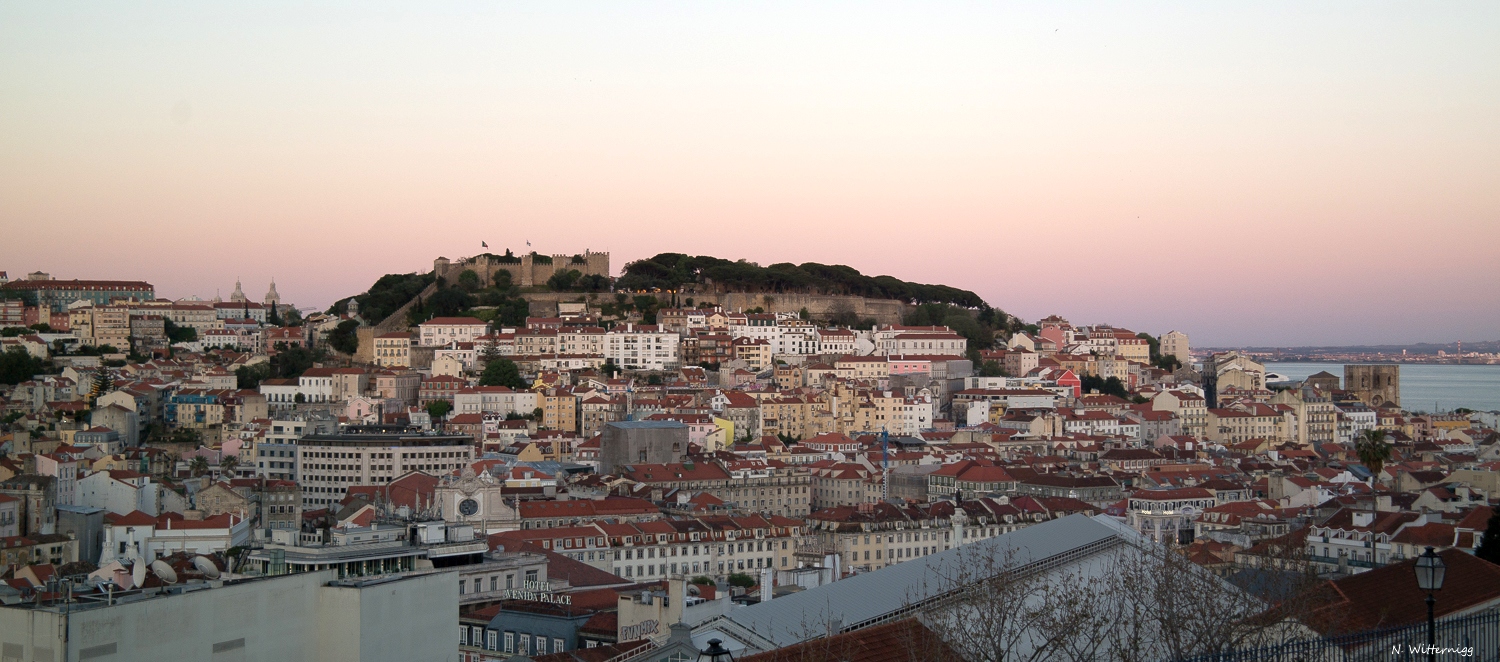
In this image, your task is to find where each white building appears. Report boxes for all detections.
[0,569,457,662]
[297,368,338,403]
[453,386,540,417]
[816,329,857,355]
[296,430,476,509]
[100,510,252,565]
[419,316,490,347]
[604,324,680,371]
[77,470,187,517]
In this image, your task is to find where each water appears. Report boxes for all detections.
[1264,362,1500,413]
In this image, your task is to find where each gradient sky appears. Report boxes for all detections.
[2,2,1497,347]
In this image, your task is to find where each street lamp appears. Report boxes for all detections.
[1414,546,1446,662]
[699,638,734,662]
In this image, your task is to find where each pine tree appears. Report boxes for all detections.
[1476,510,1500,565]
[89,367,110,404]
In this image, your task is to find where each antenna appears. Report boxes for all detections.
[193,555,221,579]
[131,560,146,588]
[151,560,179,584]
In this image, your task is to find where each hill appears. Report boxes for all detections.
[614,254,989,309]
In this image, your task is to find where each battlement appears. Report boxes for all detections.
[434,249,610,288]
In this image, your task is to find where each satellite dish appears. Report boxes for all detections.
[131,561,146,588]
[193,555,221,579]
[150,560,179,584]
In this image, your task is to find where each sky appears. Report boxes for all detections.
[2,2,1497,347]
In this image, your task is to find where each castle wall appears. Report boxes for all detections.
[435,251,610,289]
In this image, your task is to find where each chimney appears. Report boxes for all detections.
[1352,511,1374,528]
[760,566,774,603]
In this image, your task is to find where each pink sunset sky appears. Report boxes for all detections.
[2,3,1496,347]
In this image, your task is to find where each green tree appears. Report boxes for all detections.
[1355,428,1392,539]
[189,455,209,477]
[271,343,322,379]
[457,269,481,292]
[726,572,756,588]
[1476,511,1500,565]
[479,339,501,367]
[632,295,660,324]
[547,269,582,291]
[235,363,272,389]
[977,361,1007,378]
[427,400,453,420]
[479,359,526,389]
[601,358,620,378]
[327,319,361,355]
[1080,375,1129,399]
[220,454,239,476]
[0,347,45,385]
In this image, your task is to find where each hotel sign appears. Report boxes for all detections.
[500,580,572,605]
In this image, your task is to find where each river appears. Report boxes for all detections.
[1264,363,1500,413]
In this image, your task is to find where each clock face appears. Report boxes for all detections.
[458,498,480,517]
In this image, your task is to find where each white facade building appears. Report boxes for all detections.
[605,325,681,371]
[419,317,490,347]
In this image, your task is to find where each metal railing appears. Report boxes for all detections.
[1176,609,1500,662]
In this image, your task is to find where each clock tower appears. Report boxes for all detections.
[436,467,520,534]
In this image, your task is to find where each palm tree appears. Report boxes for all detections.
[220,454,239,477]
[1354,429,1392,553]
[189,455,209,477]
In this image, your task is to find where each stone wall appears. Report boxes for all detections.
[511,291,907,325]
[435,250,610,288]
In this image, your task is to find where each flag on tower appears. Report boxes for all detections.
[481,241,488,248]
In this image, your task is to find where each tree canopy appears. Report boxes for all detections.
[327,319,361,355]
[0,347,47,385]
[478,358,526,389]
[615,253,989,308]
[327,272,436,324]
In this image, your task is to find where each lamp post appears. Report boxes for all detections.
[1414,546,1446,662]
[699,638,734,662]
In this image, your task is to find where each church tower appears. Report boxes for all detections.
[264,279,281,306]
[230,278,247,302]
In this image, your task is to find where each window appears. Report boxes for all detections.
[490,631,499,651]
[519,634,531,655]
[502,632,512,652]
[554,638,565,653]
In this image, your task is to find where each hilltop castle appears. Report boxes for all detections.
[434,250,609,289]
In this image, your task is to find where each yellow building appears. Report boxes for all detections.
[373,332,412,368]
